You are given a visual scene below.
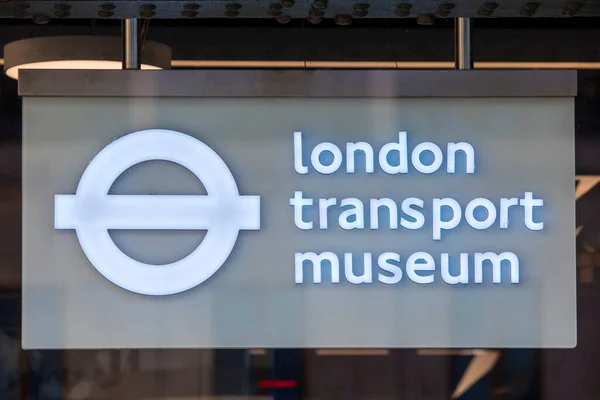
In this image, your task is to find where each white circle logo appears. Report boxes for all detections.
[54,129,261,296]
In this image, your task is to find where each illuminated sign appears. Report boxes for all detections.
[21,73,576,349]
[54,129,546,294]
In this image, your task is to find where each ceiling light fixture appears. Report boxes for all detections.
[3,36,171,80]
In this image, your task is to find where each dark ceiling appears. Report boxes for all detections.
[0,0,599,20]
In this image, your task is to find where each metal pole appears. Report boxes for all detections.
[122,18,140,69]
[454,17,472,70]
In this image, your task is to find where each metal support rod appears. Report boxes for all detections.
[454,17,472,70]
[122,18,140,69]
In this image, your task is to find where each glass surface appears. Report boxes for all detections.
[0,18,599,400]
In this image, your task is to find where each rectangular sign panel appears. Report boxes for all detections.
[22,71,576,348]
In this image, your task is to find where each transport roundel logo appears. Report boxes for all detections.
[54,129,261,296]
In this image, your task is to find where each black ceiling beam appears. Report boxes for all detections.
[1,0,600,19]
